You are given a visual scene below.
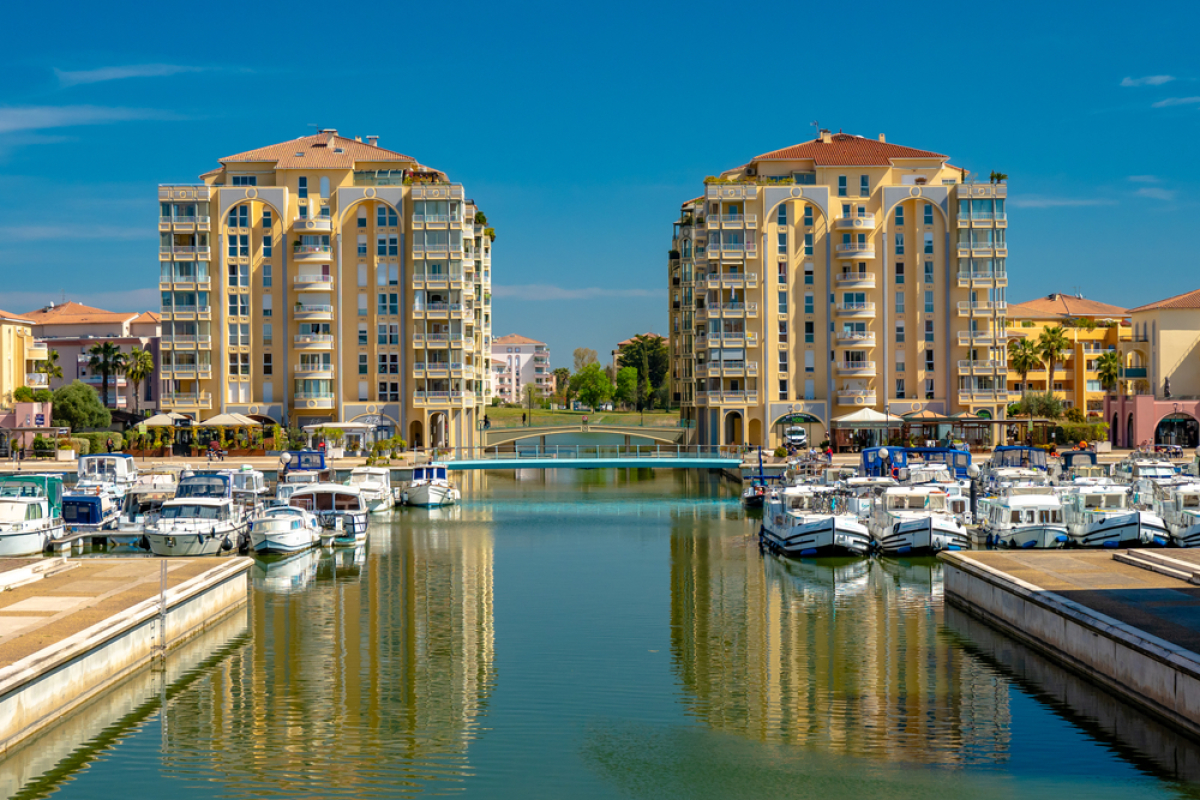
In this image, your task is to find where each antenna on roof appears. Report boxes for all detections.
[811,120,820,138]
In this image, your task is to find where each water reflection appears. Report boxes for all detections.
[670,523,1011,764]
[160,519,496,798]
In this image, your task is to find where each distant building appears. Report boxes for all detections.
[1005,293,1130,417]
[21,301,161,413]
[491,334,550,403]
[1105,288,1200,448]
[612,332,665,370]
[0,307,53,451]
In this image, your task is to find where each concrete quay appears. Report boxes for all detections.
[940,549,1200,740]
[0,556,251,756]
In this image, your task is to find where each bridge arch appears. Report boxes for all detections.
[483,424,686,450]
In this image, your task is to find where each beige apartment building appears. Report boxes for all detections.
[158,130,493,448]
[669,131,1009,448]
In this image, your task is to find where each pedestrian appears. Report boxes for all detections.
[522,412,527,425]
[106,436,113,454]
[484,414,490,429]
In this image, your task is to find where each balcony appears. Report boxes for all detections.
[294,393,335,409]
[835,301,876,318]
[414,390,467,406]
[294,364,334,377]
[836,389,877,406]
[956,270,1007,288]
[25,342,48,361]
[161,392,212,410]
[833,214,876,231]
[293,274,333,290]
[835,271,876,287]
[294,217,333,233]
[957,300,1005,316]
[25,373,48,387]
[423,333,451,348]
[835,330,876,346]
[294,304,334,320]
[160,246,211,260]
[835,242,875,258]
[293,244,333,261]
[957,330,998,345]
[294,334,334,349]
[1123,367,1148,379]
[835,361,877,376]
[709,242,758,259]
[957,359,1005,374]
[715,302,756,317]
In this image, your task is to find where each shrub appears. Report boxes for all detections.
[32,435,52,457]
[69,436,89,455]
[13,386,34,402]
[1065,407,1086,424]
[773,446,787,458]
[287,427,307,450]
[77,431,123,455]
[33,389,52,402]
[51,381,111,431]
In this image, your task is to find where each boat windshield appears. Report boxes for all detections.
[1083,494,1125,510]
[1011,508,1062,523]
[177,477,230,498]
[1182,495,1200,508]
[290,492,362,512]
[993,448,1047,470]
[348,473,376,485]
[161,504,223,520]
[888,494,946,511]
[786,495,814,511]
[0,483,44,499]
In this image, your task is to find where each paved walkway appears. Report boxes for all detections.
[0,558,220,668]
[963,550,1200,655]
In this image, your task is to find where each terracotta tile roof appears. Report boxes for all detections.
[753,133,947,166]
[1006,305,1066,322]
[493,334,546,346]
[617,332,665,347]
[218,132,416,171]
[0,308,32,324]
[1130,288,1200,312]
[1013,294,1129,318]
[22,301,137,326]
[131,311,161,324]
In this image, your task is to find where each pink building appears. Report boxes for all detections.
[0,401,56,454]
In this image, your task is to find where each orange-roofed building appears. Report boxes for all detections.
[20,301,162,413]
[491,334,551,403]
[669,130,1009,450]
[158,128,494,449]
[1106,288,1200,448]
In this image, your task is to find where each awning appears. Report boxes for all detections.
[902,409,954,423]
[201,413,260,427]
[142,412,186,427]
[302,421,376,431]
[831,408,904,427]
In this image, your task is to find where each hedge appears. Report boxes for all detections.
[76,431,124,455]
[67,437,89,455]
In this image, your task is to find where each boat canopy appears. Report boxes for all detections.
[63,495,106,525]
[177,474,232,499]
[285,450,326,471]
[861,448,908,477]
[1060,450,1097,469]
[77,454,136,481]
[992,446,1048,471]
[904,447,972,479]
[413,466,448,481]
[0,475,63,517]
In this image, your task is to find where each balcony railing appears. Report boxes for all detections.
[958,359,1004,370]
[25,373,48,387]
[294,392,335,401]
[836,330,876,343]
[295,304,333,315]
[293,274,333,285]
[836,361,876,372]
[837,302,876,313]
[295,364,334,374]
[294,244,333,258]
[957,270,1007,282]
[835,242,875,255]
[836,271,875,285]
[294,334,334,345]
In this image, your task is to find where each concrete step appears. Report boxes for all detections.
[1112,550,1200,584]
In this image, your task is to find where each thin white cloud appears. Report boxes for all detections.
[1127,175,1159,183]
[1120,75,1176,87]
[3,288,161,313]
[492,284,662,301]
[1134,186,1176,201]
[0,225,148,242]
[0,105,182,134]
[1151,96,1200,108]
[1009,196,1117,209]
[55,64,206,87]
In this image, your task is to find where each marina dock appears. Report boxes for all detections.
[0,556,251,755]
[940,549,1200,739]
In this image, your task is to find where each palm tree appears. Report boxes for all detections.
[1007,338,1040,400]
[1097,351,1122,395]
[1036,325,1070,399]
[87,342,127,410]
[124,346,155,415]
[35,349,63,381]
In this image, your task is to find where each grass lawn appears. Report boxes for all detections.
[482,407,681,428]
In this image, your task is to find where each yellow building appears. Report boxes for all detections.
[0,308,45,406]
[669,131,1009,448]
[158,129,493,448]
[1005,293,1130,417]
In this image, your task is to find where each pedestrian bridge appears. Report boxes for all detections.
[481,424,687,449]
[442,444,740,471]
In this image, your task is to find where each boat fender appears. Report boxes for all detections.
[800,548,818,557]
[1102,540,1120,548]
[221,536,234,552]
[1055,534,1069,543]
[1022,539,1036,548]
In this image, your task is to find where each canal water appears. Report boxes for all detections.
[5,469,1200,799]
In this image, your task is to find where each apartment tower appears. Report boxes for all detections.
[158,130,493,448]
[669,131,1009,448]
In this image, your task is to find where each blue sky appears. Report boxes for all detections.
[1,0,1197,368]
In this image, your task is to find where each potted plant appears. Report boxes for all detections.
[55,438,75,462]
[326,427,346,459]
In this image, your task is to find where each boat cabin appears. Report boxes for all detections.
[1066,488,1130,513]
[177,473,234,500]
[289,486,366,512]
[76,454,137,486]
[159,500,232,521]
[0,475,63,517]
[860,448,908,477]
[904,447,972,479]
[882,489,948,512]
[991,447,1048,471]
[412,465,449,482]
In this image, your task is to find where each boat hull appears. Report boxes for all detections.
[761,515,871,557]
[250,530,319,554]
[404,483,458,507]
[0,524,62,556]
[1169,520,1200,548]
[363,491,394,513]
[145,523,245,557]
[993,524,1069,549]
[1069,512,1169,548]
[876,517,968,556]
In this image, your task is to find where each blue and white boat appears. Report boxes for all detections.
[868,485,969,555]
[980,486,1068,549]
[1152,481,1200,547]
[401,463,460,507]
[1062,485,1168,548]
[62,453,138,535]
[761,485,871,557]
[248,506,321,554]
[144,471,250,556]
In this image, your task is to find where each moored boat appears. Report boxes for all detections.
[288,483,369,546]
[347,467,395,512]
[248,506,321,554]
[1062,485,1168,548]
[980,486,1068,549]
[761,485,871,557]
[868,486,969,555]
[402,463,460,507]
[144,471,249,556]
[1151,481,1200,547]
[0,475,64,556]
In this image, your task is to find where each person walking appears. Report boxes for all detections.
[106,436,113,454]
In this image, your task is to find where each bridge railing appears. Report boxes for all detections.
[443,444,742,462]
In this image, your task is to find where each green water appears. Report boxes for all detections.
[5,469,1200,799]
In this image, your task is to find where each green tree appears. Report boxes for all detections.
[1007,338,1040,400]
[614,366,637,409]
[51,381,112,431]
[616,334,668,394]
[1097,350,1122,394]
[124,346,155,416]
[573,347,598,373]
[1036,325,1070,399]
[87,342,127,410]
[35,349,63,381]
[570,363,612,410]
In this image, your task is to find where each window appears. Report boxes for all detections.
[804,234,813,255]
[925,319,934,342]
[263,353,273,376]
[860,175,869,196]
[231,175,257,187]
[805,321,814,343]
[924,233,934,254]
[377,205,398,227]
[388,324,400,345]
[804,262,813,285]
[778,290,787,313]
[895,206,904,226]
[804,378,815,400]
[263,234,272,258]
[358,323,368,346]
[925,378,935,399]
[804,350,815,373]
[925,262,934,284]
[377,354,389,375]
[777,204,787,225]
[925,350,935,370]
[377,234,399,256]
[357,209,367,228]
[778,320,788,343]
[263,323,273,346]
[262,209,272,229]
[227,353,249,376]
[779,350,788,371]
[838,175,847,197]
[377,323,387,345]
[358,235,367,256]
[262,294,273,318]
[227,234,248,258]
[358,292,367,316]
[804,291,814,314]
[357,264,367,287]
[359,354,369,375]
[895,291,905,314]
[896,263,904,285]
[777,232,787,255]
[896,379,906,398]
[803,206,813,227]
[924,204,934,226]
[925,290,934,314]
[228,294,248,317]
[298,177,308,199]
[895,233,904,255]
[778,379,788,399]
[778,262,787,284]
[842,203,851,218]
[896,320,905,343]
[896,351,905,373]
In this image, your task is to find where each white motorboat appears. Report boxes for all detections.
[73,453,139,499]
[288,483,369,546]
[761,485,871,557]
[271,450,334,508]
[1114,455,1179,508]
[1056,450,1108,485]
[1062,485,1169,548]
[144,472,249,556]
[110,465,188,546]
[402,463,460,507]
[868,486,969,555]
[347,467,395,512]
[839,476,897,520]
[0,475,64,556]
[248,506,321,554]
[1151,481,1200,547]
[981,486,1068,549]
[231,465,269,518]
[981,446,1050,492]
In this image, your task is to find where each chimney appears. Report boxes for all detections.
[354,135,362,142]
[367,135,379,147]
[819,129,832,144]
[878,133,886,143]
[321,129,337,148]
